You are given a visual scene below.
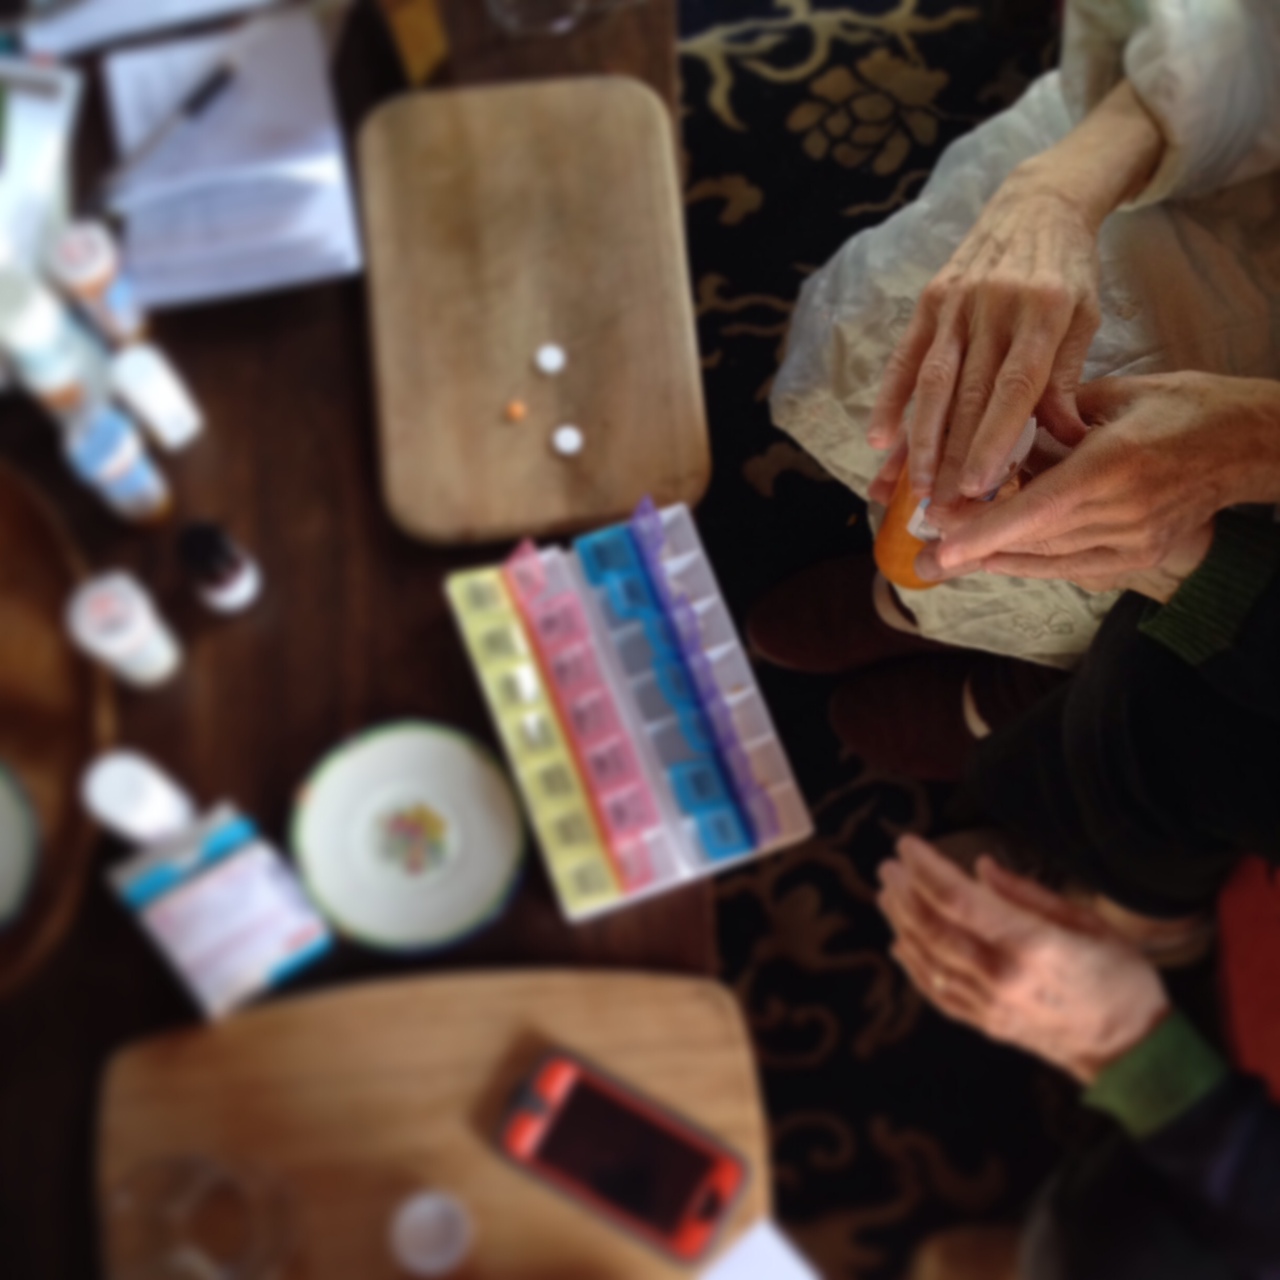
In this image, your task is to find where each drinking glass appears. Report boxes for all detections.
[485,0,591,37]
[485,0,647,38]
[105,1155,293,1280]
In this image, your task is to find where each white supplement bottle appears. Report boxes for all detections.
[66,572,182,688]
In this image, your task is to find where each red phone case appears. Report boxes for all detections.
[498,1051,748,1263]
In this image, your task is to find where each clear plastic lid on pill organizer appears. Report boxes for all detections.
[446,568,623,920]
[630,500,810,845]
[446,506,814,923]
[503,542,684,895]
[570,524,754,872]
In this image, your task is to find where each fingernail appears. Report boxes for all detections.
[914,554,942,583]
[896,835,925,863]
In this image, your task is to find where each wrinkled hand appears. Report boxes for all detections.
[878,835,1170,1084]
[867,169,1101,509]
[916,514,1213,601]
[923,372,1280,590]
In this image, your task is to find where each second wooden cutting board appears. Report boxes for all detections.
[360,76,710,544]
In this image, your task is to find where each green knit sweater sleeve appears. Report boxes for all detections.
[1085,1012,1231,1139]
[1139,510,1280,665]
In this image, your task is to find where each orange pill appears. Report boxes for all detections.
[503,399,528,423]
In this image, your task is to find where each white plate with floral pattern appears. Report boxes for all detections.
[292,722,524,951]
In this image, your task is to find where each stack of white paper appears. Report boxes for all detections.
[701,1220,821,1280]
[25,0,274,58]
[102,9,362,309]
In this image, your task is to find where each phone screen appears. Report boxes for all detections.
[537,1079,716,1232]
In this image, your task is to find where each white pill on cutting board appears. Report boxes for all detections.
[534,344,567,375]
[551,424,584,456]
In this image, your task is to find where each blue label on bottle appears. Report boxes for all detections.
[105,459,166,506]
[103,275,142,332]
[65,404,166,512]
[64,405,134,479]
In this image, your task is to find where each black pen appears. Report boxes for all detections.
[99,58,238,204]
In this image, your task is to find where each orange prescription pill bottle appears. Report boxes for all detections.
[874,469,938,590]
[874,417,1039,593]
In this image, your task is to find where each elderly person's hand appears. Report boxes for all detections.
[918,371,1280,594]
[867,81,1165,510]
[867,171,1100,506]
[877,835,1170,1085]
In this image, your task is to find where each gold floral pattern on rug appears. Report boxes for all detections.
[742,441,837,498]
[841,167,931,217]
[719,769,935,1073]
[680,0,979,133]
[696,273,797,400]
[788,1119,1007,1276]
[686,173,767,224]
[786,49,945,171]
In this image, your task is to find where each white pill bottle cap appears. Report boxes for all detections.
[48,221,118,292]
[82,750,197,845]
[389,1192,474,1277]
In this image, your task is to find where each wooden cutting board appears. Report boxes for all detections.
[0,464,113,997]
[359,77,710,543]
[99,970,770,1277]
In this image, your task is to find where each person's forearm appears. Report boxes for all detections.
[1089,1015,1280,1274]
[1120,524,1214,605]
[1216,376,1280,507]
[1011,80,1165,232]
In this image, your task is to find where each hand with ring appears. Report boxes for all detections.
[877,835,1170,1084]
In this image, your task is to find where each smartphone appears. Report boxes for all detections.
[498,1050,748,1263]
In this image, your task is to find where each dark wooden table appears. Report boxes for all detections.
[0,3,710,1275]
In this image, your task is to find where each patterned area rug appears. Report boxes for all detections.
[677,4,1075,1277]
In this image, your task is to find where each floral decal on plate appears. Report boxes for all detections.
[378,803,451,876]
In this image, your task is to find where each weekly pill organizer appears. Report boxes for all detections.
[447,501,812,921]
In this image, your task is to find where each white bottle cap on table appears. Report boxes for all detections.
[109,344,203,452]
[81,750,196,845]
[47,221,118,292]
[202,558,262,613]
[389,1192,473,1277]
